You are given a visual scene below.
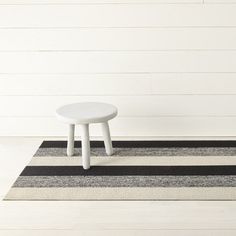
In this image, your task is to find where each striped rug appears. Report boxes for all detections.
[4,141,236,200]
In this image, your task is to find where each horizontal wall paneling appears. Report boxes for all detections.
[2,73,236,96]
[1,95,236,117]
[1,28,236,51]
[0,117,235,137]
[0,5,236,28]
[0,74,151,96]
[1,51,236,73]
[1,1,236,137]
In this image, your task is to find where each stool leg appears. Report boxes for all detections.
[81,124,90,170]
[101,121,113,156]
[67,124,75,156]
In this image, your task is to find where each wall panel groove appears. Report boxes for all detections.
[0,0,203,4]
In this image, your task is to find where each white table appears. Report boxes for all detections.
[56,102,118,169]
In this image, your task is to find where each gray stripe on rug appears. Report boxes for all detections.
[13,175,236,188]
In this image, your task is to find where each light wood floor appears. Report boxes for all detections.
[1,137,236,236]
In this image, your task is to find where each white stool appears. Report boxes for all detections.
[56,102,118,170]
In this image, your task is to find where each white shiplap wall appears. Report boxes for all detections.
[1,0,236,139]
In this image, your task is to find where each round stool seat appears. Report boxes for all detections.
[56,102,118,124]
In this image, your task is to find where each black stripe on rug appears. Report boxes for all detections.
[39,140,236,148]
[20,165,236,176]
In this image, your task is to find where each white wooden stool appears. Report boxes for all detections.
[56,102,118,170]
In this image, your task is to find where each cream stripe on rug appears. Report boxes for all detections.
[29,156,236,166]
[5,187,236,200]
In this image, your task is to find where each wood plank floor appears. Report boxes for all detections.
[1,137,236,235]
